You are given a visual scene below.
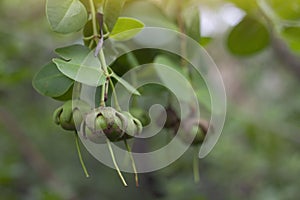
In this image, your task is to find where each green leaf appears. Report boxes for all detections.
[111,72,140,96]
[281,26,300,53]
[53,45,106,86]
[32,62,74,98]
[110,17,144,41]
[227,16,270,56]
[153,55,194,106]
[46,0,88,34]
[55,44,90,61]
[53,84,74,101]
[104,0,126,31]
[154,54,185,76]
[122,1,178,30]
[182,6,201,42]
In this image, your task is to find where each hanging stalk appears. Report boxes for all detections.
[107,139,128,186]
[74,132,90,178]
[108,76,121,111]
[89,0,127,186]
[124,139,139,187]
[193,147,200,183]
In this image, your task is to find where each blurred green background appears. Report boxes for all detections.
[1,0,300,199]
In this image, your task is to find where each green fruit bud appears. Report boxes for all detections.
[121,111,143,136]
[81,107,143,143]
[95,114,108,130]
[53,100,91,131]
[130,108,150,126]
[82,107,125,143]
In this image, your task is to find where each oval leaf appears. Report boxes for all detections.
[152,57,194,105]
[46,0,88,34]
[227,16,270,56]
[104,0,126,31]
[53,45,106,86]
[55,44,90,61]
[110,17,144,41]
[154,55,185,76]
[53,84,74,101]
[32,62,74,97]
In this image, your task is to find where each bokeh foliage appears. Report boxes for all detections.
[1,0,300,199]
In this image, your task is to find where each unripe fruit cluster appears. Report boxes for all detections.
[81,106,142,143]
[53,100,208,146]
[53,100,143,143]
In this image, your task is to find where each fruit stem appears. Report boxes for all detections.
[74,132,90,178]
[109,77,121,111]
[89,0,108,107]
[193,147,200,183]
[124,139,139,187]
[107,139,128,186]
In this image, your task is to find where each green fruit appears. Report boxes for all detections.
[53,100,91,131]
[130,107,150,126]
[121,111,143,136]
[82,107,143,143]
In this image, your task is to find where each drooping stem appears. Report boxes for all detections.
[107,139,128,186]
[193,147,200,183]
[74,132,90,178]
[109,77,121,111]
[89,0,107,106]
[124,139,139,187]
